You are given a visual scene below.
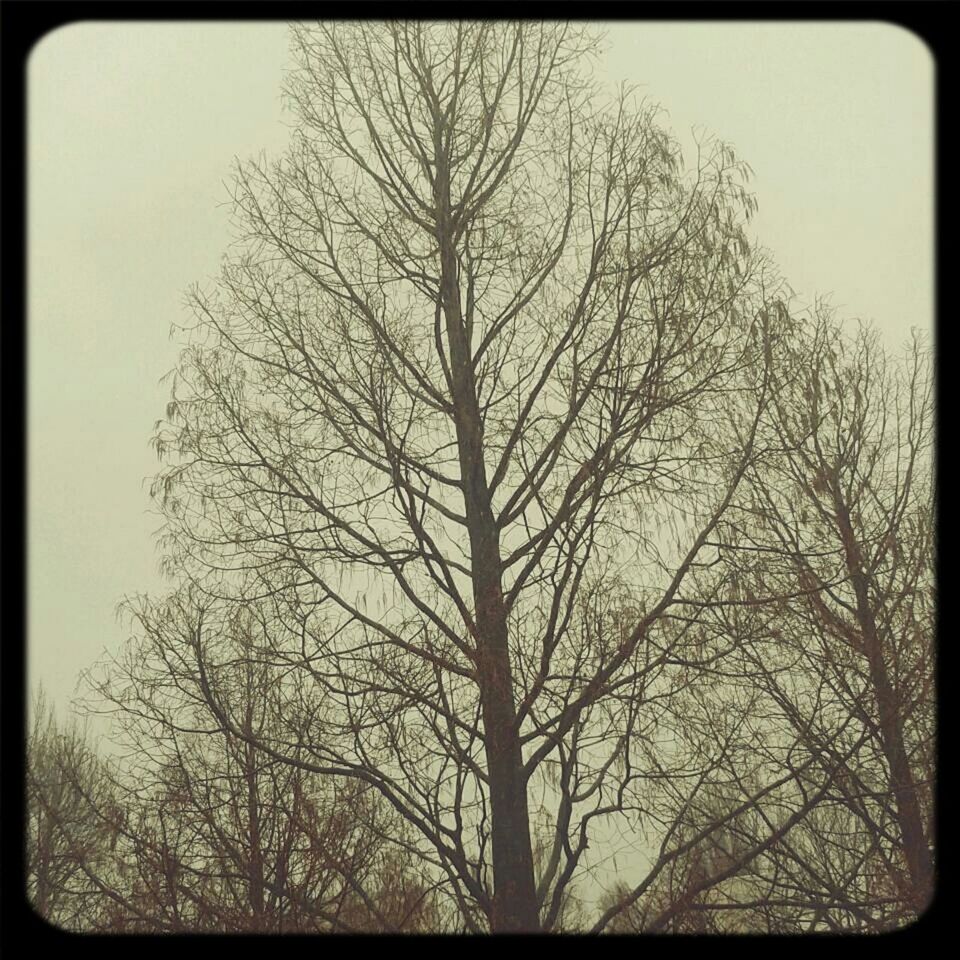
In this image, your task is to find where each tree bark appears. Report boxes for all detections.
[435,163,540,932]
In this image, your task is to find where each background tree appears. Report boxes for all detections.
[26,690,118,930]
[757,315,931,923]
[146,21,786,932]
[75,594,444,933]
[652,312,935,931]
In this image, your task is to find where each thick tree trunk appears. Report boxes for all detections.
[435,171,540,932]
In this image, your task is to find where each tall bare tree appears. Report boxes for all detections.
[145,22,786,931]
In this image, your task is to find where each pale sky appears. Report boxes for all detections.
[28,21,933,718]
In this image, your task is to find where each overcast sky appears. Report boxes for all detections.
[28,21,933,719]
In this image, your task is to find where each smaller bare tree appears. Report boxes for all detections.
[74,594,447,933]
[26,690,119,930]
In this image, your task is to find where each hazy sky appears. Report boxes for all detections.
[28,21,933,718]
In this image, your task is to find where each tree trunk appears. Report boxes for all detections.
[243,713,267,928]
[435,167,540,933]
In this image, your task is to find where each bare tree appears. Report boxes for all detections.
[145,22,786,932]
[79,594,445,933]
[687,313,935,929]
[26,690,118,930]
